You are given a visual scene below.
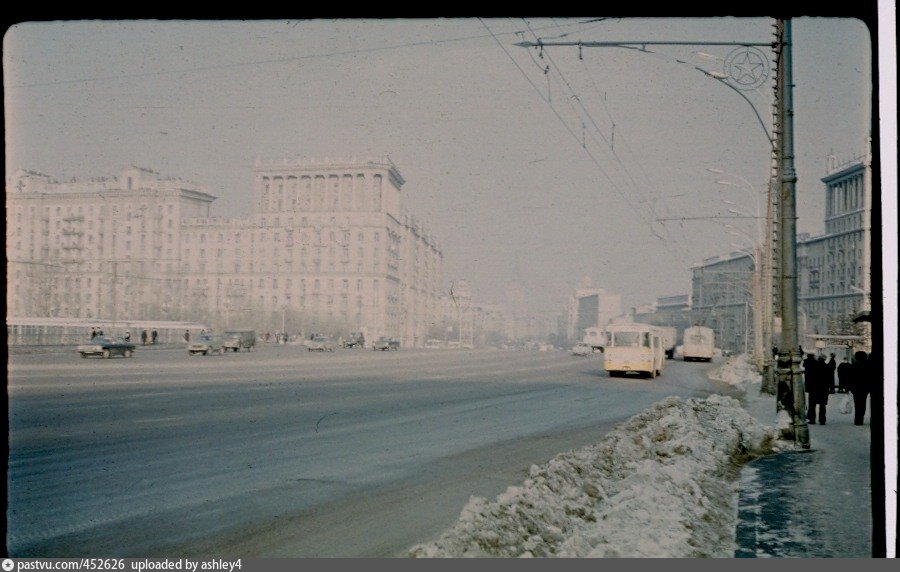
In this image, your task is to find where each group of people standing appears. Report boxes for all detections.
[805,350,872,426]
[139,329,158,345]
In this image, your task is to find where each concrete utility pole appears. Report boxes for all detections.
[775,18,810,448]
[768,18,784,399]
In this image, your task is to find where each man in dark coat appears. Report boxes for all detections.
[827,353,837,393]
[815,355,831,424]
[837,357,852,393]
[804,353,825,424]
[850,351,870,425]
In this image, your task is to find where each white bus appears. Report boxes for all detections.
[682,326,715,362]
[604,322,665,379]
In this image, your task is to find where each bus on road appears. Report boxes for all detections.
[682,326,715,362]
[604,322,665,379]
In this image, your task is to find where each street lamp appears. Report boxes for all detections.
[708,169,773,381]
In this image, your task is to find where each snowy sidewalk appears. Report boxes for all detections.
[407,354,875,558]
[736,383,872,557]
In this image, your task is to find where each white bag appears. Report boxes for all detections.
[839,393,853,414]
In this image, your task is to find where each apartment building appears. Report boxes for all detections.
[7,158,444,346]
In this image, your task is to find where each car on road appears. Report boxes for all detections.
[77,336,136,359]
[222,330,256,352]
[373,336,400,351]
[571,342,592,356]
[343,331,366,349]
[307,336,336,352]
[189,334,226,356]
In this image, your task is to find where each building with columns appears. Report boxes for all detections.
[690,150,872,355]
[797,154,872,350]
[7,158,444,346]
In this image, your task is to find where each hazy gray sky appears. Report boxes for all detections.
[3,17,875,318]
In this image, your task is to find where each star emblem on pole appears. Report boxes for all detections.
[724,46,769,90]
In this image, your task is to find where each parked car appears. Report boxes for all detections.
[373,336,400,351]
[307,336,336,352]
[222,330,256,352]
[572,342,592,356]
[343,331,366,349]
[189,334,226,356]
[77,336,136,359]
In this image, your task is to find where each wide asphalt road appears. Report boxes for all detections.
[7,345,735,557]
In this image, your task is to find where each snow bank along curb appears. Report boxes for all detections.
[408,394,776,558]
[708,354,796,437]
[707,354,763,393]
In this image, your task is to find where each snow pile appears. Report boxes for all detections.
[707,354,762,393]
[408,395,775,558]
[706,355,795,437]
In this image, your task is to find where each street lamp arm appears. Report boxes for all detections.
[697,68,775,147]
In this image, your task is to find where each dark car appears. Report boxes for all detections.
[373,336,400,351]
[77,336,136,359]
[343,331,366,349]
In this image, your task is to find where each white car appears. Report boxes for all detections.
[307,336,336,352]
[572,342,592,356]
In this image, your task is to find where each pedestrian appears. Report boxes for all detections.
[772,345,779,358]
[827,353,838,393]
[141,330,148,345]
[151,329,158,344]
[837,356,851,393]
[124,330,131,342]
[816,355,831,424]
[804,353,827,425]
[90,327,98,340]
[849,351,870,425]
[184,329,190,343]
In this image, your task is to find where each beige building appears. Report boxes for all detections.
[561,277,623,344]
[7,166,215,322]
[7,158,443,346]
[797,153,872,350]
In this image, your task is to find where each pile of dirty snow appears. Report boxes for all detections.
[707,354,763,393]
[707,355,794,436]
[408,394,775,558]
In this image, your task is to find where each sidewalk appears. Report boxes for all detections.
[736,390,873,557]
